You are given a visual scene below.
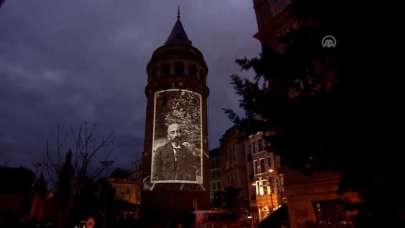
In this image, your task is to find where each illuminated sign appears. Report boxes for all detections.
[151,89,203,184]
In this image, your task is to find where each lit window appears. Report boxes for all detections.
[267,183,272,195]
[259,185,264,195]
[256,178,266,196]
[263,180,268,195]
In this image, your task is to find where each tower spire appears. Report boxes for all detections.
[177,5,181,20]
[165,6,191,45]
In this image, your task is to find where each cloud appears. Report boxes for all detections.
[0,0,260,170]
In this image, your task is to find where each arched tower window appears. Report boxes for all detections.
[161,63,170,78]
[151,67,158,79]
[199,70,205,80]
[175,62,185,77]
[189,64,197,79]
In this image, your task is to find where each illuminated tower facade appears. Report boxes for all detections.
[141,10,209,226]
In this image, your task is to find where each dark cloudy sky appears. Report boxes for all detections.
[0,0,260,171]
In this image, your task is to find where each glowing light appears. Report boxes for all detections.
[247,215,253,219]
[269,169,274,173]
[85,217,96,228]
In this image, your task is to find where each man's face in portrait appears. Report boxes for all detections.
[167,123,182,147]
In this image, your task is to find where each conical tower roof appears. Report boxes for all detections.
[165,7,192,46]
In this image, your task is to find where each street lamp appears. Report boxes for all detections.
[268,169,275,212]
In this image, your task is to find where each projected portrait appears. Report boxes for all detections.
[151,89,203,184]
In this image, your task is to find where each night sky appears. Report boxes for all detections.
[0,0,260,170]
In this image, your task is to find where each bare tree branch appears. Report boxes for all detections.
[88,132,114,160]
[43,122,116,191]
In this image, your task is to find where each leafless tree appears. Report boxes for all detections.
[40,122,115,227]
[42,122,114,184]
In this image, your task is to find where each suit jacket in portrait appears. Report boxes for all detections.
[152,142,200,182]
